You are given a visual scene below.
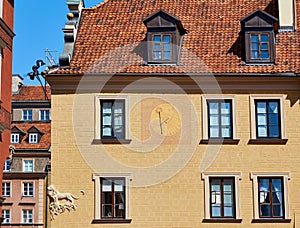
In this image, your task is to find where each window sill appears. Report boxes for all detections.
[248,139,288,145]
[252,219,291,223]
[92,139,132,144]
[202,219,242,223]
[200,139,240,145]
[92,219,132,224]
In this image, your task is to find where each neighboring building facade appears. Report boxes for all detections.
[47,0,300,227]
[2,76,51,227]
[0,0,14,216]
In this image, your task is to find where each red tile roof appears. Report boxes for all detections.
[11,122,51,149]
[12,86,50,101]
[52,0,300,75]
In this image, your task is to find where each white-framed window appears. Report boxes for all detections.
[22,209,33,224]
[10,133,19,143]
[202,95,237,140]
[23,160,33,172]
[2,209,10,224]
[250,95,285,139]
[28,133,38,143]
[250,172,290,220]
[92,173,132,221]
[3,159,11,172]
[39,109,50,121]
[22,110,32,121]
[95,96,130,140]
[202,172,242,220]
[2,182,11,197]
[23,182,34,197]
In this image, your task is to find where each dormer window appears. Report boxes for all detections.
[27,126,44,144]
[143,10,186,65]
[241,9,278,64]
[11,126,25,143]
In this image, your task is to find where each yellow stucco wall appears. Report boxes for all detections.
[49,91,300,228]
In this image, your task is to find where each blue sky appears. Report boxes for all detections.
[13,0,102,85]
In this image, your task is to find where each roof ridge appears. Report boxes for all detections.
[84,0,111,10]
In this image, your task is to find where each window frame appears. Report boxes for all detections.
[23,159,34,172]
[22,110,33,121]
[23,182,34,197]
[92,173,132,222]
[2,182,11,197]
[39,109,50,121]
[94,96,130,142]
[250,95,285,140]
[3,159,10,172]
[149,33,175,63]
[22,209,33,224]
[202,172,242,221]
[28,133,38,144]
[250,172,290,220]
[202,95,237,141]
[10,133,19,144]
[2,209,10,224]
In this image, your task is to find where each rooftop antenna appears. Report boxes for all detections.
[45,48,59,69]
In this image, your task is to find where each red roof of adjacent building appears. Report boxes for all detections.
[52,0,300,75]
[12,86,50,101]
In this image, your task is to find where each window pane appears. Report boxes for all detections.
[268,102,278,113]
[221,126,231,137]
[261,51,269,59]
[261,205,271,216]
[211,179,221,191]
[257,126,267,137]
[102,127,112,136]
[209,115,219,126]
[114,179,124,191]
[154,43,160,51]
[224,192,233,204]
[261,34,269,42]
[251,43,259,51]
[102,180,112,191]
[209,103,219,114]
[163,43,170,51]
[251,35,259,42]
[261,43,269,50]
[269,114,278,125]
[257,114,267,125]
[102,205,113,217]
[251,51,259,59]
[256,102,266,113]
[102,103,112,114]
[153,35,161,42]
[163,51,171,60]
[153,52,161,60]
[212,205,221,217]
[223,179,233,191]
[269,126,279,137]
[102,192,112,204]
[221,102,230,114]
[221,115,230,125]
[210,127,219,137]
[224,206,234,217]
[163,35,170,43]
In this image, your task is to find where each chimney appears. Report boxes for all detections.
[278,0,296,32]
[12,74,23,94]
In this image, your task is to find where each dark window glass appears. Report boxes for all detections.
[101,100,125,139]
[210,178,235,218]
[255,100,280,138]
[259,177,284,218]
[101,178,125,219]
[208,100,232,139]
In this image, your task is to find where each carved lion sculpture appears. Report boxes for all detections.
[47,184,85,205]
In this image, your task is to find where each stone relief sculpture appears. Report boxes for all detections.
[47,184,85,220]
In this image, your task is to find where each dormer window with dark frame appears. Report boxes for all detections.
[241,9,278,64]
[143,10,186,65]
